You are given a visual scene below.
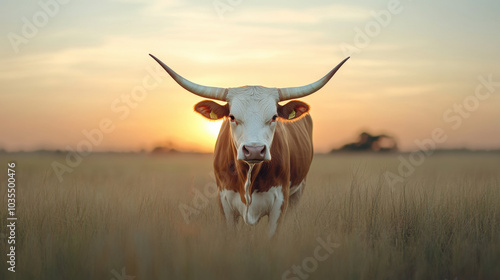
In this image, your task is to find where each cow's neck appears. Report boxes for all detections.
[232,140,286,201]
[234,160,262,205]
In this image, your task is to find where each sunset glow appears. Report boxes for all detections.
[1,0,499,153]
[205,120,223,142]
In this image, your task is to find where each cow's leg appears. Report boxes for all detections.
[224,209,238,230]
[268,186,288,237]
[219,190,239,230]
[288,179,306,209]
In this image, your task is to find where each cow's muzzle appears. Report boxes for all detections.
[242,145,266,163]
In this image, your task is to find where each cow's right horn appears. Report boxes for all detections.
[278,57,350,101]
[150,54,228,101]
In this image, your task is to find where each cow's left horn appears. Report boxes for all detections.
[149,54,228,101]
[278,57,350,101]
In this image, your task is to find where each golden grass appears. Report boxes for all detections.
[1,153,499,279]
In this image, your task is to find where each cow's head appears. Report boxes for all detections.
[150,54,349,163]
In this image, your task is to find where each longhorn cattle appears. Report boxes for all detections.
[150,54,349,236]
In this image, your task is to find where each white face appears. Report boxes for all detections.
[226,86,280,162]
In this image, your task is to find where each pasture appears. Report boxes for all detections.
[1,152,499,279]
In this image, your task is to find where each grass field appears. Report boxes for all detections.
[1,153,499,280]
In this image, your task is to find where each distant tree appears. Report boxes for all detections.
[332,131,398,153]
[151,146,179,155]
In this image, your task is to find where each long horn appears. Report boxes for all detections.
[278,57,350,101]
[149,54,228,101]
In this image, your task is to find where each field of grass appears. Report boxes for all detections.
[1,152,499,280]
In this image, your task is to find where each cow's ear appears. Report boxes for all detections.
[278,101,310,120]
[194,100,229,120]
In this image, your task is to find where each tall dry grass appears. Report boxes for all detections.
[0,153,499,279]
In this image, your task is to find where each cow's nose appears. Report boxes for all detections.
[242,145,266,162]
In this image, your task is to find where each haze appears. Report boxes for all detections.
[1,0,499,153]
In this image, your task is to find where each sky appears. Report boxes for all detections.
[1,0,499,153]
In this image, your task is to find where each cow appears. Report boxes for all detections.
[150,54,349,237]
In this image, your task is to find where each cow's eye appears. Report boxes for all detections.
[229,115,235,122]
[271,115,277,122]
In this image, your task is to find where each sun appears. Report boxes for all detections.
[205,120,223,140]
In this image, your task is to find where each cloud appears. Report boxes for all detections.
[233,4,371,24]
